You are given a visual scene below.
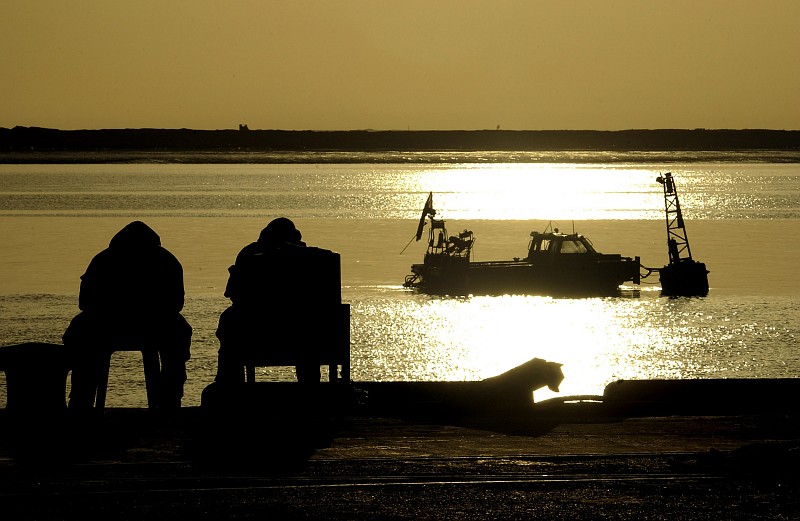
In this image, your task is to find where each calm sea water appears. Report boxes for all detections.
[1,152,798,407]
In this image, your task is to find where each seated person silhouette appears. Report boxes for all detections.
[63,221,192,411]
[215,218,340,384]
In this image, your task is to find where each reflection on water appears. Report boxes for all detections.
[2,289,798,408]
[1,159,799,408]
[349,289,800,403]
[2,162,799,220]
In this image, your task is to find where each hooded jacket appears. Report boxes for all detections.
[78,221,185,315]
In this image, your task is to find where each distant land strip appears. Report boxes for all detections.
[1,127,799,163]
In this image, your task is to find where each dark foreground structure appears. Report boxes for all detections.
[1,375,800,520]
[2,127,800,163]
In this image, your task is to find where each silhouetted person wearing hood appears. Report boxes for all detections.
[63,221,192,411]
[216,217,328,384]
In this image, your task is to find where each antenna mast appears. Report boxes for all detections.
[655,172,709,296]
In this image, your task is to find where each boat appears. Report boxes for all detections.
[403,193,641,296]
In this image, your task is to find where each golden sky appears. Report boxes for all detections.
[3,0,799,130]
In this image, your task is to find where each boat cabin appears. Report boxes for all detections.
[526,231,598,259]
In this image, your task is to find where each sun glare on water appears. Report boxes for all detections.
[352,292,701,399]
[404,164,662,220]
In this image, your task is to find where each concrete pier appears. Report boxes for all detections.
[1,391,799,520]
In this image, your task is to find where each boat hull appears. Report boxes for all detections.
[409,255,640,296]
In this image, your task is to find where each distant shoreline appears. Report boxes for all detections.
[1,127,799,163]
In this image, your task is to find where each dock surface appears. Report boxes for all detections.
[1,403,799,520]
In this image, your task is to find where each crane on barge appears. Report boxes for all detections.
[655,172,709,296]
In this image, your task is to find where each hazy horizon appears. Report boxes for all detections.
[3,1,799,131]
[7,126,798,132]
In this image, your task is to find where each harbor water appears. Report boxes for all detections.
[1,152,798,407]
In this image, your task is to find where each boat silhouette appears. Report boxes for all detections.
[404,193,641,296]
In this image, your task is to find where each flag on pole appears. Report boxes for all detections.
[415,192,436,241]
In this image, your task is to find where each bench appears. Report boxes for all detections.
[220,246,350,385]
[0,342,70,416]
[242,303,351,383]
[95,344,161,410]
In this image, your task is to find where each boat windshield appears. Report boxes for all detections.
[528,233,597,257]
[560,240,589,254]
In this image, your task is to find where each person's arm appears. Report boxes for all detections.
[223,264,239,302]
[157,248,186,313]
[170,253,186,312]
[77,253,106,311]
[225,242,258,304]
